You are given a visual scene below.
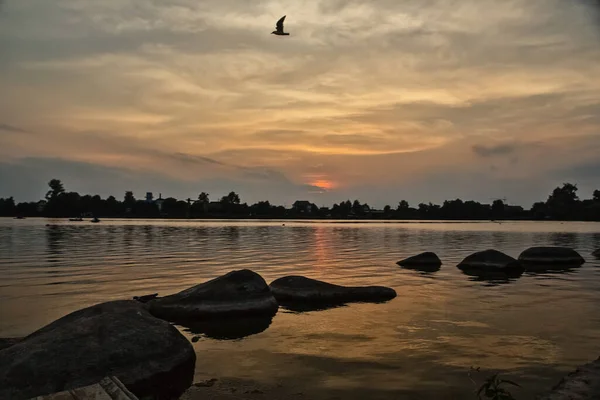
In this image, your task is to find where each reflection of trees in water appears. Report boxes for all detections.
[548,232,579,248]
[0,227,14,253]
[46,225,66,262]
[123,225,134,248]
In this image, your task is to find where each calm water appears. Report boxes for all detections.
[1,218,600,399]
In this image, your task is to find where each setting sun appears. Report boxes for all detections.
[311,179,335,191]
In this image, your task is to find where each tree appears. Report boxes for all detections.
[593,190,600,202]
[383,205,391,214]
[0,197,16,216]
[45,179,65,200]
[220,191,240,205]
[352,199,363,215]
[546,183,580,219]
[491,199,505,219]
[124,191,135,205]
[397,200,409,210]
[198,192,210,204]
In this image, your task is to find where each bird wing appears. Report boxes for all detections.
[276,15,286,31]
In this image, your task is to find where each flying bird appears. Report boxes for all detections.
[272,15,290,36]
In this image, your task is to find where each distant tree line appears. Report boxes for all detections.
[1,179,599,221]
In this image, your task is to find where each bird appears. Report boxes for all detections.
[271,15,290,36]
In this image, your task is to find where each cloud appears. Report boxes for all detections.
[0,123,28,134]
[472,143,516,157]
[1,0,600,205]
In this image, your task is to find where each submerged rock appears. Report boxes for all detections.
[538,356,600,400]
[518,246,585,266]
[397,252,442,272]
[148,269,279,321]
[456,249,524,282]
[269,275,396,307]
[0,300,195,400]
[592,249,600,258]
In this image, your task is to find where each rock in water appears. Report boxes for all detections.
[592,249,600,259]
[397,252,442,272]
[456,249,524,281]
[457,249,521,270]
[518,246,585,266]
[538,356,600,400]
[148,269,279,321]
[269,276,396,306]
[0,300,196,400]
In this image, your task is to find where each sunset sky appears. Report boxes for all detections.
[1,0,600,207]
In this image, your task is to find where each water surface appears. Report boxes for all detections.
[1,218,600,399]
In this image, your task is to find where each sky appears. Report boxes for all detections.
[1,0,600,208]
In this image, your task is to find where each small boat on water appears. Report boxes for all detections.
[91,217,100,223]
[69,217,83,222]
[14,216,25,220]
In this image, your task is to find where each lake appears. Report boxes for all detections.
[1,218,600,399]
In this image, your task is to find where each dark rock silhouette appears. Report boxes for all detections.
[592,248,600,258]
[133,293,159,303]
[397,252,442,272]
[0,337,22,351]
[456,249,524,282]
[269,276,396,309]
[148,269,279,321]
[180,315,273,340]
[538,356,600,400]
[0,300,195,400]
[518,246,585,267]
[458,249,521,269]
[271,15,290,36]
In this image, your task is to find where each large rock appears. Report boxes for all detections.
[457,249,522,270]
[148,269,279,321]
[0,300,195,400]
[538,357,600,400]
[397,252,442,272]
[456,249,524,282]
[518,246,585,266]
[269,276,396,306]
[0,337,22,351]
[592,249,600,259]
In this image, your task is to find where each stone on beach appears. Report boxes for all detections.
[0,300,196,400]
[397,252,442,272]
[518,246,585,266]
[147,269,279,321]
[269,275,396,305]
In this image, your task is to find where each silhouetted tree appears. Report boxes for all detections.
[0,197,16,216]
[594,190,600,202]
[397,200,409,210]
[491,199,505,219]
[546,183,579,220]
[124,191,135,205]
[198,192,209,203]
[220,191,240,205]
[45,179,65,201]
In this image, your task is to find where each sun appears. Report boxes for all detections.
[311,179,335,191]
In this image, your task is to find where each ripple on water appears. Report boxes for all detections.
[1,218,600,398]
